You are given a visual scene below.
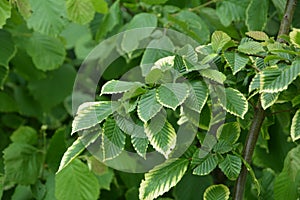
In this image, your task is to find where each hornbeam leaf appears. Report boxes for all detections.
[218,154,242,180]
[238,41,265,54]
[260,61,300,93]
[249,73,260,93]
[102,118,126,161]
[291,110,300,142]
[72,101,113,134]
[144,111,176,158]
[223,52,249,75]
[138,90,163,122]
[101,80,144,95]
[156,83,190,110]
[246,31,269,41]
[139,159,189,200]
[246,0,268,31]
[203,184,230,200]
[261,92,279,110]
[193,153,218,176]
[66,0,95,25]
[200,69,226,84]
[218,88,248,118]
[289,28,300,48]
[211,31,231,53]
[58,127,101,172]
[185,81,208,113]
[216,122,240,144]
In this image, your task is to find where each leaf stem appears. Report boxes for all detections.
[189,0,219,12]
[233,0,297,199]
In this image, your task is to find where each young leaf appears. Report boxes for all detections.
[156,83,190,110]
[55,159,100,200]
[102,118,126,161]
[138,90,163,122]
[144,111,176,158]
[193,153,218,176]
[260,61,300,93]
[291,110,300,142]
[203,184,230,200]
[66,0,95,25]
[238,41,265,54]
[260,92,279,110]
[139,159,189,200]
[72,101,113,134]
[218,154,242,180]
[246,31,269,41]
[289,28,300,48]
[200,69,226,84]
[218,88,248,118]
[101,80,144,95]
[211,31,231,52]
[246,0,268,31]
[223,52,249,75]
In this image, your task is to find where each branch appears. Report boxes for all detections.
[233,0,297,199]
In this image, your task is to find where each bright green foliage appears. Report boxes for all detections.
[66,0,95,25]
[224,52,249,75]
[291,110,300,141]
[203,184,230,200]
[55,159,100,200]
[238,41,265,54]
[246,0,268,31]
[0,0,11,28]
[289,28,300,48]
[193,153,219,176]
[218,154,242,180]
[139,159,189,200]
[101,80,144,95]
[138,90,163,122]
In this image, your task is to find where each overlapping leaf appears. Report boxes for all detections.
[260,61,300,93]
[246,31,269,41]
[156,83,190,110]
[139,159,189,200]
[218,154,242,180]
[185,81,208,113]
[66,0,95,25]
[223,52,249,75]
[203,184,230,200]
[72,101,113,134]
[0,0,11,28]
[289,28,300,48]
[246,0,268,31]
[261,92,279,110]
[138,90,163,122]
[200,69,226,84]
[193,153,218,176]
[238,41,265,54]
[144,111,176,158]
[101,80,144,95]
[291,110,300,141]
[211,31,231,52]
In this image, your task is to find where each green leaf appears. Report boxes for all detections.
[238,41,265,54]
[193,152,218,176]
[0,0,11,28]
[101,80,144,95]
[200,69,226,84]
[203,184,230,200]
[216,122,240,144]
[260,92,279,110]
[0,66,8,89]
[246,31,269,41]
[138,90,163,122]
[185,81,208,113]
[0,30,16,67]
[66,0,95,25]
[223,52,249,75]
[274,145,300,200]
[145,68,163,84]
[102,118,126,161]
[28,64,76,110]
[289,28,300,48]
[291,110,300,141]
[91,0,108,14]
[55,159,100,200]
[144,111,176,158]
[260,61,300,93]
[246,0,268,31]
[3,143,43,184]
[218,87,248,118]
[211,31,231,52]
[271,0,286,16]
[141,0,168,4]
[58,127,101,172]
[0,91,18,112]
[154,56,175,71]
[10,126,38,145]
[26,33,66,71]
[219,154,242,180]
[156,83,190,110]
[72,101,113,134]
[12,0,31,19]
[249,73,260,93]
[139,159,189,200]
[131,135,149,159]
[27,0,66,36]
[216,0,248,26]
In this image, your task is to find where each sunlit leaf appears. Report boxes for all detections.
[291,110,300,141]
[138,90,163,123]
[218,154,242,180]
[66,0,95,25]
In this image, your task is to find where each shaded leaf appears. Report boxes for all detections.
[0,0,11,28]
[219,154,242,180]
[261,92,279,110]
[203,184,230,200]
[223,52,249,75]
[193,152,218,176]
[291,109,300,141]
[246,0,268,31]
[238,41,265,54]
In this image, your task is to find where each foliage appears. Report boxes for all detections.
[0,0,300,200]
